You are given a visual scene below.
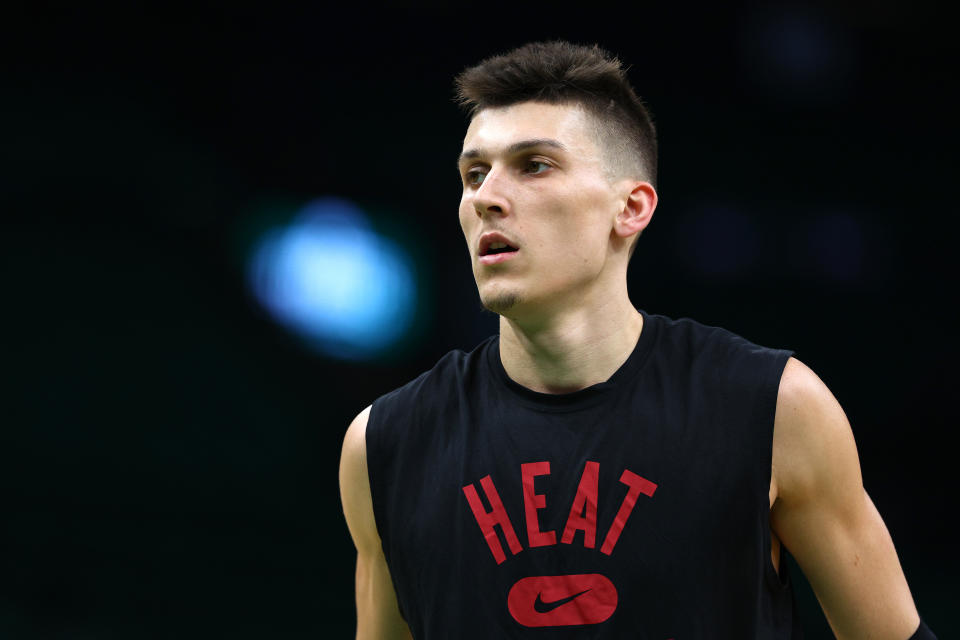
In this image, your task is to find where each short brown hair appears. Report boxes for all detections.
[454,40,658,187]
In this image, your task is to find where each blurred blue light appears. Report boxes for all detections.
[247,197,417,360]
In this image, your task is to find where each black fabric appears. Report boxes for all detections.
[366,310,802,638]
[909,620,937,639]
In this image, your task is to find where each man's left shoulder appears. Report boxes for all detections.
[774,357,846,432]
[650,312,792,372]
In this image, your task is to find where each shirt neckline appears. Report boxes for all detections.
[485,309,659,413]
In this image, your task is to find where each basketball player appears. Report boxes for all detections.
[339,41,935,639]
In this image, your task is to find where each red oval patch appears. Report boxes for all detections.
[507,573,617,627]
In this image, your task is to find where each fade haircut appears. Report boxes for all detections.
[454,41,658,188]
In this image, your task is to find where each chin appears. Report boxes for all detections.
[480,289,523,316]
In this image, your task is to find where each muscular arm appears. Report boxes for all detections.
[770,358,921,639]
[339,406,413,640]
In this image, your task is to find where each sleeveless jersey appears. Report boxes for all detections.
[366,310,803,638]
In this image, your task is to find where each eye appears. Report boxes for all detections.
[464,168,487,186]
[524,160,551,175]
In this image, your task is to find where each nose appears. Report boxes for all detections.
[472,169,509,218]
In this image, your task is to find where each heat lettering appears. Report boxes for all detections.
[600,469,658,555]
[561,460,599,548]
[463,463,657,563]
[521,461,556,547]
[462,475,523,564]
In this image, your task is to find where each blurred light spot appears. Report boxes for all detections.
[807,213,864,283]
[247,197,416,360]
[683,205,760,279]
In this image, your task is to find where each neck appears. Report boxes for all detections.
[498,294,643,394]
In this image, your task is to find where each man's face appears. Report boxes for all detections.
[457,101,627,319]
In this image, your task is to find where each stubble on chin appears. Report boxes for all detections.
[480,290,522,316]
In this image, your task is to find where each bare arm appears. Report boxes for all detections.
[339,406,413,640]
[770,358,921,639]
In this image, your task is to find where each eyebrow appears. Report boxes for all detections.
[457,138,567,165]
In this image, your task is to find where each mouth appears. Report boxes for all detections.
[482,242,518,256]
[478,234,520,265]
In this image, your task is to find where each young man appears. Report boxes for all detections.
[339,41,934,639]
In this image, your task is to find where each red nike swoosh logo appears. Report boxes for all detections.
[508,574,617,627]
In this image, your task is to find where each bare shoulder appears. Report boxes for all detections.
[339,406,380,553]
[341,406,372,472]
[775,356,846,427]
[771,357,862,506]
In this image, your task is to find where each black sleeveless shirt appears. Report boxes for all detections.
[366,311,803,638]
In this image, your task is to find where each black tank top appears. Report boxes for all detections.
[366,310,803,638]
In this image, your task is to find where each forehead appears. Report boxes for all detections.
[461,101,598,157]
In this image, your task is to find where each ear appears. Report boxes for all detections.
[614,181,657,240]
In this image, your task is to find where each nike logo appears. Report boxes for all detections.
[533,588,592,613]
[508,574,617,627]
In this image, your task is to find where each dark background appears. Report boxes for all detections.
[3,2,955,637]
